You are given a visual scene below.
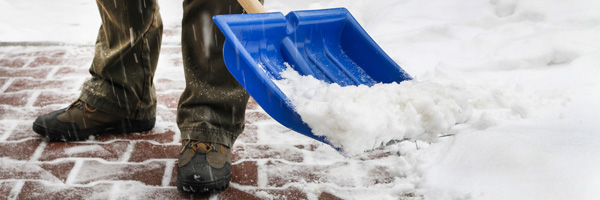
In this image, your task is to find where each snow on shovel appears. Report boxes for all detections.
[213,0,412,153]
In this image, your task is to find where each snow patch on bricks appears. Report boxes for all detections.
[72,160,166,186]
[63,145,105,155]
[0,157,72,182]
[18,181,113,199]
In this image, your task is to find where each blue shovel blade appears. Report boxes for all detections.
[213,8,412,149]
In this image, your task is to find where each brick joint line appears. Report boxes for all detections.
[0,78,15,93]
[118,141,135,163]
[0,123,18,141]
[20,57,35,69]
[256,160,267,188]
[44,65,62,80]
[24,90,41,108]
[162,159,175,187]
[7,180,25,200]
[28,140,48,162]
[65,159,84,185]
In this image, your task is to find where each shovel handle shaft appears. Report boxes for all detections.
[237,0,267,14]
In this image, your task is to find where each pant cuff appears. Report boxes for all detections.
[179,127,237,147]
[79,88,156,120]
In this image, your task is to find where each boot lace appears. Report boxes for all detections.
[181,140,218,154]
[67,100,97,113]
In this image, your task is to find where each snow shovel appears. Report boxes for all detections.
[213,0,412,148]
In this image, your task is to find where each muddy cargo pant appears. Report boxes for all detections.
[79,0,256,147]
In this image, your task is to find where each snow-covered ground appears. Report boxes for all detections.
[2,0,599,199]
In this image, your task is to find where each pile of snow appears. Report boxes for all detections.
[275,69,474,155]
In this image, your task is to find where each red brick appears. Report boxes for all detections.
[18,181,112,200]
[33,92,77,107]
[157,107,177,122]
[245,111,271,123]
[232,145,304,163]
[156,91,180,109]
[319,192,343,200]
[97,129,176,144]
[0,78,7,89]
[51,66,90,79]
[246,98,259,110]
[30,49,67,57]
[4,78,79,92]
[0,182,14,199]
[0,92,31,106]
[61,57,92,67]
[361,151,394,161]
[0,160,74,182]
[169,161,177,186]
[232,161,258,186]
[63,47,94,58]
[218,187,261,200]
[266,161,354,187]
[0,67,52,79]
[0,123,12,139]
[0,139,41,160]
[155,78,185,92]
[254,187,308,200]
[167,160,259,188]
[5,122,39,141]
[128,141,179,162]
[294,144,320,151]
[39,141,130,161]
[0,106,55,121]
[162,27,181,37]
[73,160,166,186]
[169,57,183,66]
[160,47,182,54]
[363,166,394,186]
[2,48,65,58]
[112,185,211,199]
[237,124,258,143]
[27,57,64,68]
[0,58,28,68]
[217,186,260,200]
[40,162,76,182]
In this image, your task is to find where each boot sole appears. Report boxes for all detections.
[176,177,231,193]
[33,118,155,141]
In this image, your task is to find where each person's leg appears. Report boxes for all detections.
[177,0,250,147]
[176,0,263,193]
[82,0,162,120]
[33,0,163,141]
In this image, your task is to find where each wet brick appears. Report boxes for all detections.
[73,160,166,186]
[4,78,79,93]
[39,141,130,162]
[128,141,179,162]
[18,181,112,200]
[0,58,28,68]
[0,92,31,106]
[0,67,52,79]
[0,160,74,182]
[231,161,258,186]
[0,139,41,160]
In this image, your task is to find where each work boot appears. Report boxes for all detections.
[32,99,155,141]
[177,140,232,193]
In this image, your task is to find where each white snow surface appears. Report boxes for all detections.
[2,0,600,199]
[276,69,474,155]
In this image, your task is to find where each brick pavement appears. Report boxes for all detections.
[0,42,411,199]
